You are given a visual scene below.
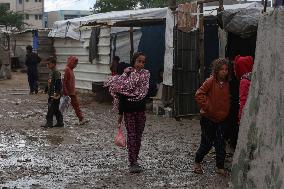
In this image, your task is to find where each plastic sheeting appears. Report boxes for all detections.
[48,8,167,41]
[111,29,142,64]
[276,0,284,6]
[138,25,165,97]
[219,3,263,38]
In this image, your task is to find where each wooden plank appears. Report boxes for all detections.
[199,3,205,83]
[197,0,218,4]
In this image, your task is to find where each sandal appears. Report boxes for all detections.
[216,168,228,177]
[193,163,203,174]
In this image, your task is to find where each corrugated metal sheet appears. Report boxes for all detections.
[53,27,111,90]
[37,31,54,89]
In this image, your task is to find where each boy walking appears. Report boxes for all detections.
[194,58,231,176]
[42,57,64,128]
[62,56,87,125]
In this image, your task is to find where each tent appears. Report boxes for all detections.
[48,8,167,90]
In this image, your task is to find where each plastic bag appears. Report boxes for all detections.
[114,124,126,148]
[59,96,71,113]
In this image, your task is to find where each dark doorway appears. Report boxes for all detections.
[173,28,200,118]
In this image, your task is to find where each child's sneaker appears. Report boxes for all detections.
[193,162,203,174]
[216,168,228,176]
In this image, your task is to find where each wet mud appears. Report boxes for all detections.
[0,73,231,189]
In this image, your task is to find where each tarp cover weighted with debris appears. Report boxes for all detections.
[218,3,263,38]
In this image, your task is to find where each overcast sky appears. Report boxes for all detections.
[45,0,95,12]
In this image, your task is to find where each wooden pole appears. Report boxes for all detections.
[197,0,219,4]
[264,0,268,12]
[129,14,134,62]
[130,26,134,62]
[199,3,205,83]
[197,0,221,83]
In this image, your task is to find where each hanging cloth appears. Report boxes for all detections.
[32,30,39,52]
[89,27,100,63]
[276,0,284,6]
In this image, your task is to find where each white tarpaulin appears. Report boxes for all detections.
[48,8,167,41]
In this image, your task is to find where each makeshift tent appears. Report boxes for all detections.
[163,2,263,86]
[48,8,167,90]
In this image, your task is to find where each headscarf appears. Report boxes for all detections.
[67,56,78,69]
[234,55,254,80]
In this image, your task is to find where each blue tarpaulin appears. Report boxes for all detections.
[138,24,165,97]
[32,30,39,52]
[276,0,284,6]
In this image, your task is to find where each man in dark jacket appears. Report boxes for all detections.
[25,45,41,94]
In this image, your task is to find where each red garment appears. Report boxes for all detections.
[63,56,83,121]
[195,76,230,123]
[63,56,77,96]
[234,55,254,123]
[239,75,251,123]
[70,95,83,121]
[234,55,254,80]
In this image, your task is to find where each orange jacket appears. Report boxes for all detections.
[195,76,230,123]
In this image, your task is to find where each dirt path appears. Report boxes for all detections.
[0,72,230,189]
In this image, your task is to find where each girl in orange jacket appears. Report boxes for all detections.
[194,58,231,176]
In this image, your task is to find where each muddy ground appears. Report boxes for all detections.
[0,72,231,189]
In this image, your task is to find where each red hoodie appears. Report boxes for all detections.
[234,55,254,123]
[63,56,78,96]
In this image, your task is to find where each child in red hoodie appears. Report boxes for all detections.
[63,56,87,125]
[234,55,254,123]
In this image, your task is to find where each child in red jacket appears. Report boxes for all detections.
[63,56,88,125]
[234,55,254,123]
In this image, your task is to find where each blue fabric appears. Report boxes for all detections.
[276,0,284,6]
[204,17,219,79]
[32,30,39,51]
[137,24,165,97]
